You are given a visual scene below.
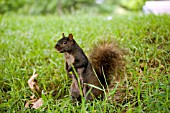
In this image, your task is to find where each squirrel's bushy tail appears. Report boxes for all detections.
[89,40,125,86]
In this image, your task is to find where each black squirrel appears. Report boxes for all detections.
[55,33,125,101]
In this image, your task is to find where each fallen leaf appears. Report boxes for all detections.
[32,98,43,109]
[25,99,37,108]
[25,69,43,109]
[28,69,40,92]
[25,98,43,109]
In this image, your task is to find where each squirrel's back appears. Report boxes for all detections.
[89,40,125,86]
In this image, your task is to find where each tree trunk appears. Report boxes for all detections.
[57,0,62,16]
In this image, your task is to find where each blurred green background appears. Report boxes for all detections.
[0,0,146,15]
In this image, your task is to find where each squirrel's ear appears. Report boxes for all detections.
[68,33,73,40]
[62,33,65,38]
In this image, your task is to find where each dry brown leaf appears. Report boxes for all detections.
[28,69,40,92]
[25,69,43,109]
[25,99,37,108]
[25,98,43,109]
[32,98,43,109]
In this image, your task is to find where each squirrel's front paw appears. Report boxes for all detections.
[68,65,73,72]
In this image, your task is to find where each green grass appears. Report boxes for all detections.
[0,13,170,112]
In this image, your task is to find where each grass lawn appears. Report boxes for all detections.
[0,14,170,112]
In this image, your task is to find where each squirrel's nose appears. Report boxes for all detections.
[54,44,59,48]
[54,45,57,49]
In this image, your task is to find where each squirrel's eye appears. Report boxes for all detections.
[63,41,67,44]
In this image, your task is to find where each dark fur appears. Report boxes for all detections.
[89,40,125,86]
[55,34,125,101]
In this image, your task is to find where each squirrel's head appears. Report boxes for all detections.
[55,33,75,53]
